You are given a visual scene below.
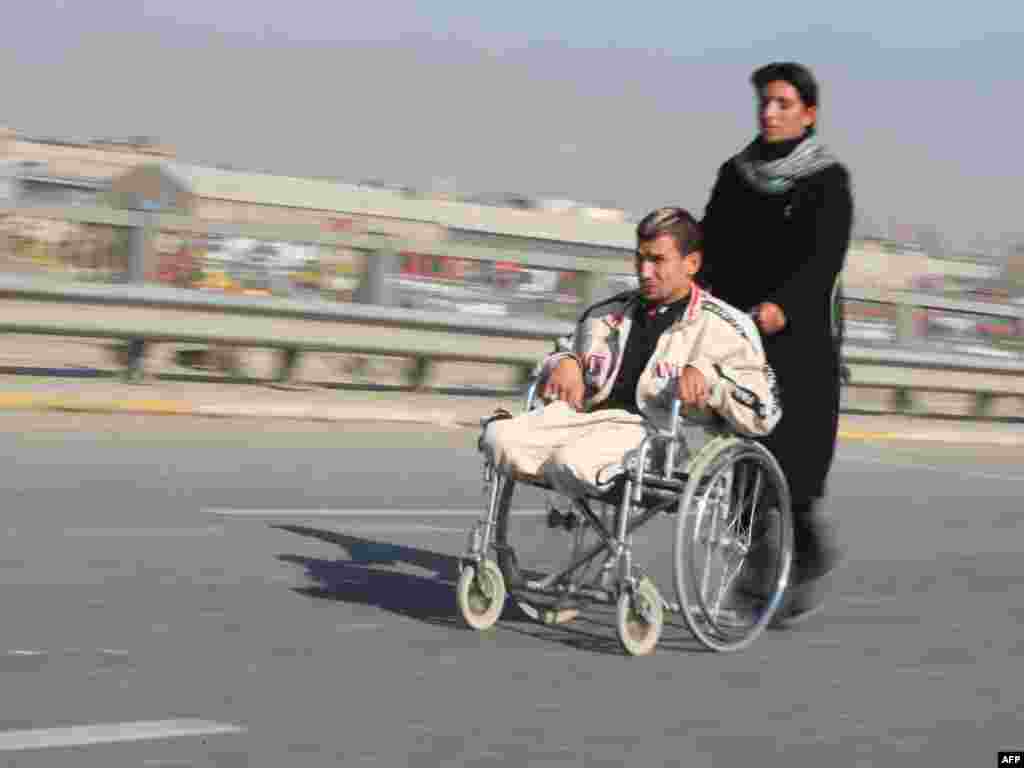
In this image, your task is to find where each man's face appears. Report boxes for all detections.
[635,233,699,304]
[758,80,816,142]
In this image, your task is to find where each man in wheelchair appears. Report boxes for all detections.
[480,207,782,583]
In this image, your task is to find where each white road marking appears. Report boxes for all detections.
[0,719,245,752]
[208,508,548,518]
[846,455,1024,483]
[331,523,466,535]
[60,526,226,538]
[195,403,464,429]
[6,649,130,659]
[336,623,383,633]
[841,595,899,606]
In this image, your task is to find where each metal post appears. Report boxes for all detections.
[354,246,400,306]
[895,302,915,345]
[891,387,914,414]
[275,347,301,383]
[972,392,994,419]
[407,355,432,390]
[123,214,152,382]
[126,220,148,284]
[351,245,402,385]
[124,339,147,384]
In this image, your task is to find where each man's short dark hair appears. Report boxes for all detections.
[751,61,819,108]
[636,207,703,257]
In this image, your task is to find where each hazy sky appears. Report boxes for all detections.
[3,1,1022,252]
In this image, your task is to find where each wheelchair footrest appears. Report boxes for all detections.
[478,408,514,452]
[479,408,513,430]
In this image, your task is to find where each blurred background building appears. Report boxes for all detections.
[2,124,1023,349]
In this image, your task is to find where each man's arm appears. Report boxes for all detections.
[685,312,782,436]
[536,327,582,379]
[532,325,586,409]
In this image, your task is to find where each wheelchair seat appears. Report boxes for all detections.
[510,471,683,515]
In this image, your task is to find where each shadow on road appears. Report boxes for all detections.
[0,365,114,378]
[272,523,707,657]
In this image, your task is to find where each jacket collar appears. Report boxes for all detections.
[600,291,641,329]
[684,282,703,324]
[600,284,703,329]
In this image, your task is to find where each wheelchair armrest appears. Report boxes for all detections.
[663,398,684,479]
[668,397,683,434]
[523,356,569,412]
[524,375,543,412]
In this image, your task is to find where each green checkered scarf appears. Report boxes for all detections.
[733,135,838,194]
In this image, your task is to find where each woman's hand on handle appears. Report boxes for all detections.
[752,302,787,335]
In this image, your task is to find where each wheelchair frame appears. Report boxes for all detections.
[457,378,794,655]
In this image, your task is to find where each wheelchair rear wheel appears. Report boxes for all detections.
[674,439,792,653]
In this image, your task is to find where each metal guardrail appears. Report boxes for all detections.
[2,204,1023,418]
[1,272,1022,418]
[0,274,567,386]
[848,285,1024,320]
[0,273,575,339]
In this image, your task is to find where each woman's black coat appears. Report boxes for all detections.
[700,157,854,501]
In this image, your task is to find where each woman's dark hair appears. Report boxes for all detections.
[636,207,703,256]
[751,61,819,108]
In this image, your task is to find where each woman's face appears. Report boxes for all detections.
[758,80,816,142]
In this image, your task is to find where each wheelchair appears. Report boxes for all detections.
[456,375,794,655]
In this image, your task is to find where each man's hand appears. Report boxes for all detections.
[677,365,709,409]
[543,357,585,410]
[752,302,786,335]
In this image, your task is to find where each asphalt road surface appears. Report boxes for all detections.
[1,412,1022,767]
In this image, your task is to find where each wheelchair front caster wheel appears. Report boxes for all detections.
[456,559,506,631]
[616,577,664,656]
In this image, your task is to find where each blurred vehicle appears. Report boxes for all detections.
[518,269,560,294]
[193,269,240,292]
[845,319,896,343]
[394,251,588,319]
[154,246,199,288]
